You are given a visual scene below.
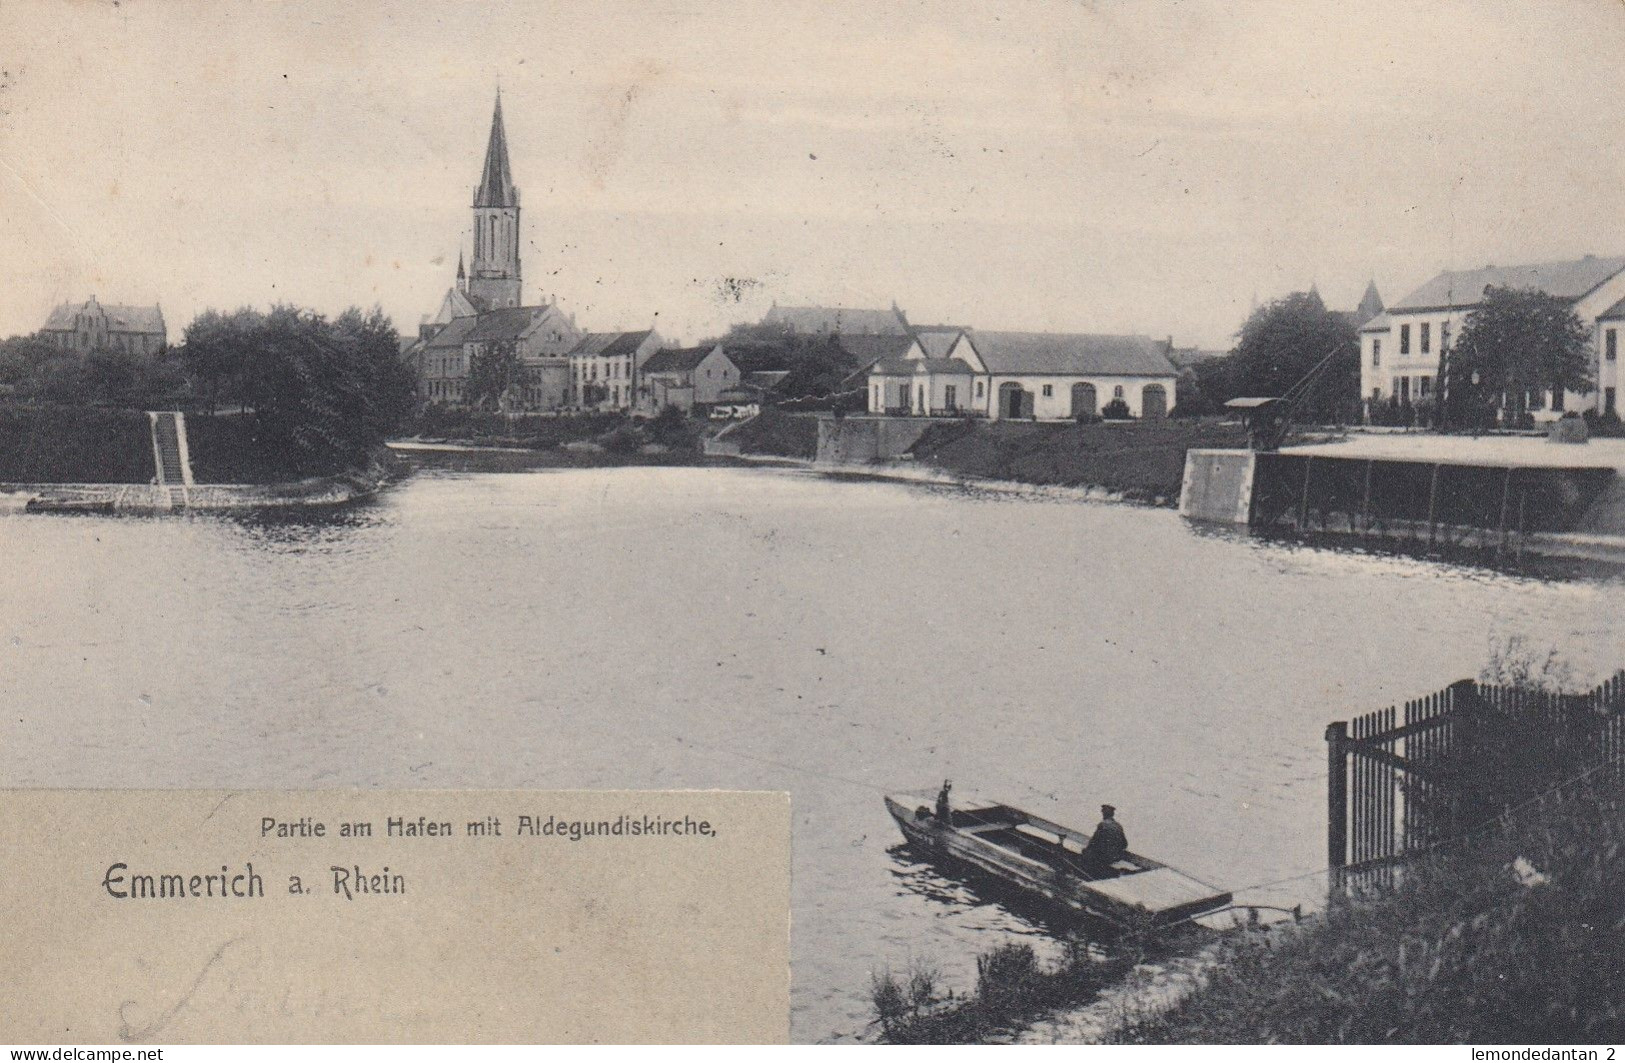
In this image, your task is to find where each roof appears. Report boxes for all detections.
[422,314,478,349]
[568,329,655,358]
[965,331,1177,377]
[745,370,789,388]
[474,93,517,209]
[1359,311,1393,333]
[1599,296,1625,321]
[464,306,550,343]
[641,344,724,374]
[916,330,962,358]
[869,356,977,377]
[833,332,920,363]
[42,298,165,335]
[1392,256,1625,312]
[763,304,909,335]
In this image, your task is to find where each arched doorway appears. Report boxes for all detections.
[1070,382,1097,418]
[1142,383,1167,419]
[998,382,1030,420]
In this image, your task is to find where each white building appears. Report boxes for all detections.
[568,330,663,410]
[868,330,1177,420]
[1361,255,1625,419]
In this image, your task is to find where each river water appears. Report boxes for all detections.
[2,460,1622,1041]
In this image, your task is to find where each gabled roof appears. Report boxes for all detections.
[465,306,550,343]
[763,304,910,335]
[832,332,920,363]
[433,286,478,325]
[474,93,517,209]
[42,299,165,335]
[869,356,975,377]
[1391,256,1625,312]
[641,344,725,374]
[915,330,963,358]
[422,314,479,349]
[1359,311,1393,334]
[965,331,1177,377]
[1598,296,1625,321]
[568,329,656,358]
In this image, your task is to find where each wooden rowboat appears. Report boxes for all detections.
[885,790,1232,927]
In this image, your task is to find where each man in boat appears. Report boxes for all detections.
[934,780,952,826]
[1081,804,1127,876]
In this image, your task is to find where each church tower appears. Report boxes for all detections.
[467,92,522,310]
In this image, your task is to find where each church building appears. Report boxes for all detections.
[410,93,582,409]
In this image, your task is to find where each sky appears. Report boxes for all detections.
[5,0,1625,348]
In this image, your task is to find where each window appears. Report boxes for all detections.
[1420,323,1431,354]
[1609,328,1618,362]
[1400,324,1411,355]
[1607,387,1617,416]
[1113,385,1124,399]
[1552,388,1564,413]
[975,381,984,398]
[944,385,957,409]
[1042,384,1053,397]
[1372,339,1381,367]
[1399,377,1411,402]
[1371,387,1381,401]
[1419,376,1431,397]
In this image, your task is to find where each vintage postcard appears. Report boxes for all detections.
[1,0,1623,1049]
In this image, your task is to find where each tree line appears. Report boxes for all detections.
[1181,285,1599,428]
[0,304,417,476]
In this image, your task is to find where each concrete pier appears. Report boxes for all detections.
[1179,435,1624,560]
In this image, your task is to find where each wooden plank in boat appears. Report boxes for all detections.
[1084,867,1222,915]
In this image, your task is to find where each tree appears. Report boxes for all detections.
[181,307,264,414]
[181,304,413,476]
[465,342,523,410]
[1444,286,1594,426]
[1211,289,1360,423]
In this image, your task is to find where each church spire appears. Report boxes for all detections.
[474,91,517,209]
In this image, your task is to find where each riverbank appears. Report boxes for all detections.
[1107,770,1625,1044]
[0,449,400,513]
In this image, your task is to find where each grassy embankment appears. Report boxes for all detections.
[0,405,400,486]
[871,924,1210,1044]
[0,405,155,483]
[723,407,821,459]
[909,418,1247,503]
[396,407,732,468]
[1113,773,1625,1044]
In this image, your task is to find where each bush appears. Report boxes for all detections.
[0,404,155,483]
[599,423,644,455]
[1101,398,1132,420]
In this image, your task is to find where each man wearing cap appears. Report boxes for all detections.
[1082,804,1127,877]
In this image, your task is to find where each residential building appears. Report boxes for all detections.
[1360,256,1625,418]
[38,295,166,356]
[637,344,740,413]
[568,330,663,410]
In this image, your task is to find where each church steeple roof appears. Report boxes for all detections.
[474,91,517,208]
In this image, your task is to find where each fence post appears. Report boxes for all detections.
[1326,721,1349,882]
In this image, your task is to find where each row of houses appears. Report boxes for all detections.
[405,95,1188,422]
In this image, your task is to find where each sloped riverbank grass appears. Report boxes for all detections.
[870,923,1206,1044]
[908,418,1247,503]
[1112,771,1625,1044]
[0,405,155,483]
[725,407,821,459]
